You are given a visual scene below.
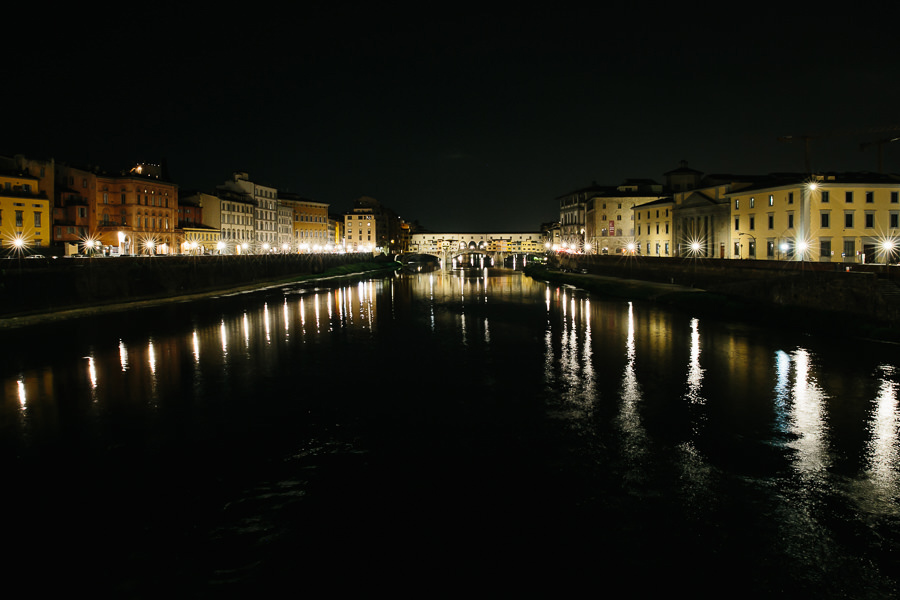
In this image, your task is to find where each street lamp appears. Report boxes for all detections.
[881,239,897,265]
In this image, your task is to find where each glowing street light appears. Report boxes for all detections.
[880,239,898,265]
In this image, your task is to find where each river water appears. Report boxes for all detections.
[2,268,898,597]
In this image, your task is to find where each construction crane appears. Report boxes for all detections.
[778,127,900,174]
[777,135,815,173]
[859,137,899,173]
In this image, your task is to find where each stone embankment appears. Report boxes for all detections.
[0,253,399,328]
[530,254,900,343]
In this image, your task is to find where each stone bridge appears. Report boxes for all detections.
[406,232,547,267]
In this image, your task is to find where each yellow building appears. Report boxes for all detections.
[728,173,900,263]
[0,170,51,252]
[182,225,221,254]
[279,193,330,251]
[634,198,675,257]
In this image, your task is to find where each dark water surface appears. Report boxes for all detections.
[2,269,898,597]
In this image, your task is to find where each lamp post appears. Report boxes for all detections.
[881,239,896,266]
[737,232,756,259]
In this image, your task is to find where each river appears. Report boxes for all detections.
[2,268,898,597]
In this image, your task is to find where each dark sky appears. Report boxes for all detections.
[8,9,900,231]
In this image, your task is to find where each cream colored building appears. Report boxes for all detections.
[584,181,666,254]
[634,198,675,257]
[217,172,278,248]
[728,173,900,263]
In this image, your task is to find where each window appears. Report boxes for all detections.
[821,212,830,228]
[734,242,740,256]
[750,197,755,208]
[892,191,898,204]
[749,241,756,257]
[845,211,854,228]
[735,199,740,209]
[821,191,829,203]
[865,213,875,228]
[768,195,774,206]
[767,241,775,257]
[34,212,41,227]
[749,216,755,230]
[788,214,794,229]
[15,210,23,227]
[788,192,794,204]
[843,240,855,258]
[768,215,774,229]
[821,240,831,258]
[866,191,874,203]
[846,191,853,203]
[735,217,740,230]
[892,212,899,228]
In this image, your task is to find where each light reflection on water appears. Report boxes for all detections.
[1,269,898,595]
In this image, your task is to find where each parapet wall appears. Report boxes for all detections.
[556,254,900,325]
[0,253,385,317]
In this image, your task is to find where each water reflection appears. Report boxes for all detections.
[685,318,704,405]
[866,365,899,504]
[17,378,26,407]
[774,348,830,477]
[1,271,899,597]
[119,339,129,372]
[618,302,647,460]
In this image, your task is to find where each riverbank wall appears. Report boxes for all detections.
[540,254,900,342]
[0,253,394,319]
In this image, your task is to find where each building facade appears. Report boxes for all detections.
[280,192,330,251]
[51,162,178,255]
[586,180,666,254]
[0,169,51,251]
[96,164,179,255]
[217,172,278,249]
[214,184,257,252]
[634,197,675,257]
[729,173,900,263]
[557,184,607,250]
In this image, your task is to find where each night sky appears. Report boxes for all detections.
[8,9,900,232]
